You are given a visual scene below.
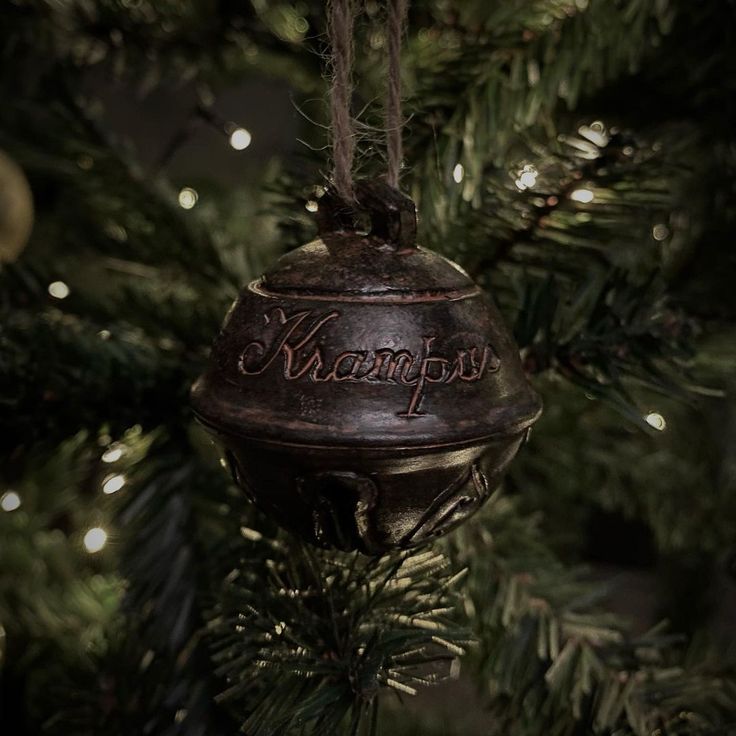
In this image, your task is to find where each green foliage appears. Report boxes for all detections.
[408,0,676,183]
[210,533,470,735]
[0,307,188,449]
[512,375,736,558]
[447,493,736,735]
[112,431,236,736]
[0,432,122,727]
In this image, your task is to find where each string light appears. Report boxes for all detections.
[84,527,108,553]
[305,200,319,212]
[229,127,252,151]
[515,164,538,191]
[1,491,21,512]
[570,188,594,203]
[652,224,670,241]
[178,187,198,209]
[241,526,263,542]
[101,446,123,463]
[102,474,126,495]
[644,412,667,431]
[452,163,464,183]
[578,121,608,147]
[48,281,70,299]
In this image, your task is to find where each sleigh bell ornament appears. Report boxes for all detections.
[191,180,541,553]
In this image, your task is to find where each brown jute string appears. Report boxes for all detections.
[385,0,408,188]
[326,0,408,200]
[327,0,356,201]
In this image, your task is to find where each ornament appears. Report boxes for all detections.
[0,150,33,264]
[192,180,542,554]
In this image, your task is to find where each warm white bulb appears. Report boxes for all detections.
[305,200,319,213]
[644,412,666,431]
[452,163,465,183]
[519,171,537,189]
[570,188,594,203]
[652,224,669,241]
[101,447,123,463]
[1,491,21,512]
[84,527,108,553]
[102,474,126,495]
[578,121,608,147]
[178,187,198,210]
[515,165,538,191]
[48,281,70,299]
[229,127,252,151]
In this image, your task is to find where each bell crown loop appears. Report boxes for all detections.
[261,179,473,299]
[315,178,417,253]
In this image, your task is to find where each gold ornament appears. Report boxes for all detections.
[0,150,34,264]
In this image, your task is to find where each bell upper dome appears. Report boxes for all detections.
[261,235,477,300]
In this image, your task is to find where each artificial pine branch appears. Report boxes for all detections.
[208,526,471,735]
[112,432,235,736]
[446,491,736,736]
[0,307,189,451]
[408,0,677,198]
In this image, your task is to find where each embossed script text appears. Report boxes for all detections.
[237,308,500,417]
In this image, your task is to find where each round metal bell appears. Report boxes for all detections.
[191,180,541,554]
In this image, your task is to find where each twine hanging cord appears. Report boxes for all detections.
[326,0,409,201]
[327,0,356,202]
[385,0,408,188]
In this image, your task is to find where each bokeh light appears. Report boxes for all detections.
[578,120,608,147]
[652,224,670,241]
[229,127,252,151]
[645,412,667,431]
[1,491,21,512]
[570,188,594,203]
[102,446,123,463]
[48,281,70,299]
[178,187,198,209]
[515,164,538,191]
[84,527,108,553]
[102,474,126,495]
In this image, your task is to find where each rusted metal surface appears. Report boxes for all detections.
[191,180,542,553]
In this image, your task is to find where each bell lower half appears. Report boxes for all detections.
[218,432,527,554]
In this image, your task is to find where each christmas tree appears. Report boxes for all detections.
[2,1,736,734]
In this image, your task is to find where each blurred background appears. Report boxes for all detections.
[1,1,736,734]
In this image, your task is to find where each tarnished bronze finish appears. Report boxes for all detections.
[191,181,541,554]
